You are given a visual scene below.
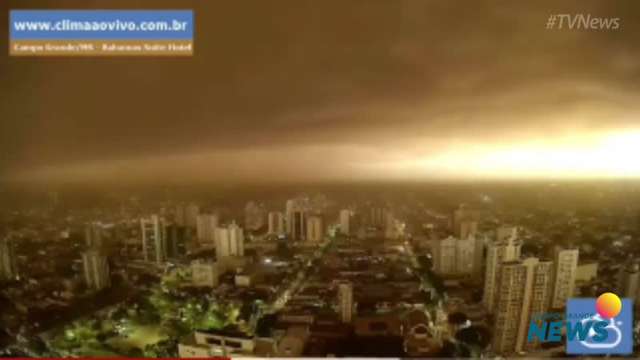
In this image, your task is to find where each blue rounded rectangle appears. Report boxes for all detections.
[566,298,633,355]
[10,10,193,40]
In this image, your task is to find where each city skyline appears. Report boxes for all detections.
[2,188,638,358]
[2,1,640,357]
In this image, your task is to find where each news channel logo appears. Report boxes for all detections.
[566,292,633,355]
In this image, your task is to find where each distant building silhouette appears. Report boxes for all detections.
[196,213,218,247]
[0,237,17,281]
[306,215,324,243]
[338,282,354,323]
[141,215,167,264]
[215,222,245,258]
[82,250,110,291]
[267,211,285,236]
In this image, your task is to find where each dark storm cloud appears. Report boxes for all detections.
[1,0,639,182]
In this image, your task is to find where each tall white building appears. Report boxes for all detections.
[483,226,522,312]
[618,262,640,301]
[444,206,484,277]
[550,247,579,309]
[455,236,476,274]
[452,204,480,238]
[267,211,286,236]
[141,215,167,264]
[187,203,201,228]
[451,208,483,277]
[458,220,479,240]
[286,198,310,241]
[176,203,200,228]
[306,215,324,243]
[432,235,476,276]
[82,250,111,291]
[492,257,552,355]
[196,213,218,247]
[85,222,104,248]
[369,207,388,228]
[339,209,352,235]
[215,222,245,258]
[0,238,17,281]
[290,210,307,241]
[432,236,457,275]
[338,282,354,323]
[473,233,486,276]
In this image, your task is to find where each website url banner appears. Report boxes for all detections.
[9,10,193,56]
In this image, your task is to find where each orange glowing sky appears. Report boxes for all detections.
[1,0,640,184]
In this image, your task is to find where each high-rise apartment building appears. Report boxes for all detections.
[339,209,352,235]
[82,250,111,291]
[267,211,286,236]
[141,215,167,264]
[196,213,218,247]
[338,282,354,323]
[306,215,324,242]
[0,237,17,281]
[369,207,388,228]
[384,213,405,239]
[472,233,485,277]
[451,205,484,276]
[618,262,640,301]
[455,236,476,274]
[166,224,189,260]
[492,258,552,355]
[85,221,104,248]
[432,236,457,275]
[286,198,310,241]
[176,203,200,228]
[458,220,479,240]
[291,210,307,241]
[483,226,522,312]
[452,204,481,238]
[550,247,579,309]
[215,222,245,258]
[432,235,476,276]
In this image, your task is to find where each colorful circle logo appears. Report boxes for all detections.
[596,292,622,318]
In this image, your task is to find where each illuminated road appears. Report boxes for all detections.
[258,236,334,321]
[403,240,442,300]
